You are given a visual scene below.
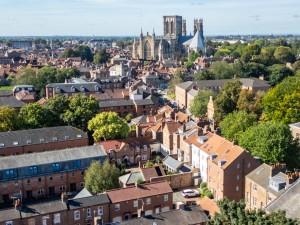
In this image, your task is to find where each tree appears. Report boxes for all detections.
[189,89,216,118]
[208,198,298,225]
[194,69,214,80]
[220,110,258,141]
[189,52,200,62]
[237,89,265,116]
[125,113,134,122]
[214,80,242,122]
[85,160,120,193]
[46,95,71,125]
[62,94,99,131]
[167,69,184,99]
[0,106,19,132]
[93,49,110,64]
[262,76,300,124]
[267,64,294,86]
[74,45,93,62]
[239,122,300,169]
[208,61,235,79]
[19,103,53,129]
[274,46,296,63]
[240,43,261,62]
[55,67,80,83]
[88,112,130,141]
[61,48,79,58]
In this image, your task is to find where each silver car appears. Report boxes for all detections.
[181,189,200,198]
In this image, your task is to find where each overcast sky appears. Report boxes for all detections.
[0,0,299,36]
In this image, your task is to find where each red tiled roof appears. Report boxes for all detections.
[141,165,166,181]
[106,181,172,203]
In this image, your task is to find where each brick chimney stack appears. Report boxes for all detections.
[270,163,287,177]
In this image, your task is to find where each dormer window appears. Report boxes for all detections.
[109,150,115,157]
[77,134,82,138]
[40,138,45,143]
[71,86,75,92]
[56,87,61,93]
[0,143,4,147]
[52,137,58,141]
[210,154,218,161]
[13,141,19,146]
[80,86,85,92]
[27,140,32,144]
[65,136,70,140]
[218,159,227,167]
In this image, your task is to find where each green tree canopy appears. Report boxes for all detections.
[0,106,19,132]
[19,103,53,129]
[62,94,99,131]
[208,198,298,225]
[274,46,296,63]
[88,112,130,141]
[85,160,120,193]
[239,122,300,168]
[208,61,235,79]
[93,49,110,64]
[220,110,258,141]
[46,95,71,125]
[189,89,216,118]
[262,76,300,124]
[267,64,294,86]
[237,89,265,116]
[61,45,93,61]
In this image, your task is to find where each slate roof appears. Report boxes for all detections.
[106,181,172,203]
[121,206,209,225]
[163,155,183,171]
[100,99,154,108]
[46,82,102,93]
[0,96,26,108]
[246,163,287,197]
[0,145,107,170]
[187,88,198,97]
[0,90,13,97]
[132,115,148,124]
[188,30,205,50]
[266,179,300,221]
[0,126,87,149]
[73,188,92,199]
[176,81,194,90]
[68,194,110,210]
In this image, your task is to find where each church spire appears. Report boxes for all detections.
[140,28,143,36]
[153,28,155,36]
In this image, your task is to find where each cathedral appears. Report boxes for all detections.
[132,15,205,60]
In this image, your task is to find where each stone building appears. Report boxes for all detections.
[132,16,205,60]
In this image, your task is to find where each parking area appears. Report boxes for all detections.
[173,187,201,204]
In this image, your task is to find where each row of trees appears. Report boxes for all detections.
[0,95,130,142]
[208,198,298,225]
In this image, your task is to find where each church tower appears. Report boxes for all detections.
[163,16,183,38]
[182,19,187,36]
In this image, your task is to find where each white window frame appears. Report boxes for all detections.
[74,210,80,220]
[133,200,138,207]
[164,194,168,202]
[98,206,103,216]
[6,221,13,225]
[53,213,61,224]
[146,198,151,205]
[115,204,120,211]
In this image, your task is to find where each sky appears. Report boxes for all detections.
[0,0,299,36]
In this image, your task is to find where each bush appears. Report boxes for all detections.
[200,182,207,190]
[202,187,208,194]
[205,191,213,199]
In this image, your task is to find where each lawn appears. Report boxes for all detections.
[0,86,13,91]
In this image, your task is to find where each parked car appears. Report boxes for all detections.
[181,189,200,198]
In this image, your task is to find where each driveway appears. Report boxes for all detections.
[173,187,201,204]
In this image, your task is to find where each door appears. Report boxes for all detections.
[70,183,76,192]
[1,194,9,203]
[26,190,33,199]
[48,187,55,195]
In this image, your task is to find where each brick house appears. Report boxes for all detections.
[106,181,173,223]
[245,163,300,210]
[0,146,107,203]
[45,82,102,99]
[206,136,260,201]
[95,137,152,166]
[0,191,110,225]
[0,126,88,156]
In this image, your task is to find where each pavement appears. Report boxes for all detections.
[173,187,201,204]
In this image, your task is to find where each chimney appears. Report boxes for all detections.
[198,128,203,136]
[270,163,287,177]
[115,144,119,150]
[232,140,238,146]
[182,124,186,132]
[286,171,300,185]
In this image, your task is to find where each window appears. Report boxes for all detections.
[6,221,13,225]
[248,163,251,168]
[49,176,53,181]
[217,183,220,191]
[60,175,64,179]
[29,166,38,175]
[146,198,151,205]
[80,182,84,187]
[2,182,7,188]
[77,134,82,138]
[81,171,85,176]
[141,155,147,160]
[136,146,140,152]
[71,172,75,177]
[218,172,220,179]
[5,169,15,178]
[59,185,66,191]
[253,197,257,207]
[133,200,138,207]
[40,138,45,143]
[37,189,44,195]
[236,186,239,192]
[28,218,35,225]
[117,159,121,165]
[260,202,264,208]
[13,141,19,146]
[115,204,120,211]
[27,140,32,144]
[164,194,168,202]
[237,175,240,180]
[53,213,61,224]
[74,210,80,220]
[98,206,103,216]
[14,181,19,186]
[246,192,250,203]
[38,178,42,183]
[87,208,92,218]
[253,184,257,192]
[52,137,58,141]
[27,179,31,184]
[65,136,70,140]
[52,163,60,171]
[209,177,212,183]
[73,160,81,168]
[143,145,147,151]
[237,164,240,169]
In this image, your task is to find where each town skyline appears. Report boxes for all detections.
[0,0,300,36]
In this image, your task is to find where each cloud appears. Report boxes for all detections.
[250,15,260,21]
[293,14,300,18]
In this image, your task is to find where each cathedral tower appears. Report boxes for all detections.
[182,19,187,36]
[163,16,183,38]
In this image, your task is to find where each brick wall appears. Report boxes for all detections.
[150,172,194,189]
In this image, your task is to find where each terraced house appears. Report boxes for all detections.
[0,146,107,204]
